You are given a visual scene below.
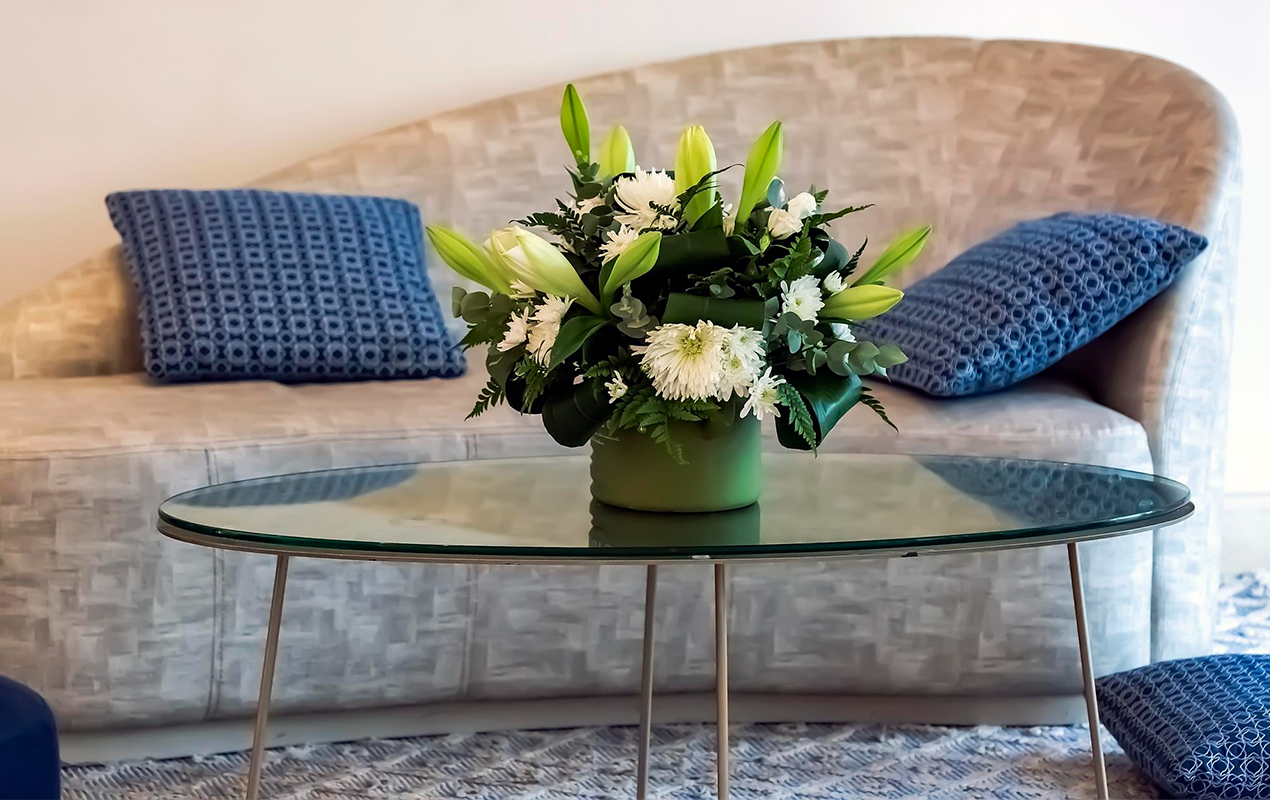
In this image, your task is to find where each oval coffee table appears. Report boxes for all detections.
[158,453,1193,800]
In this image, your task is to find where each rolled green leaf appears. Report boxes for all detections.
[852,225,931,286]
[673,125,718,225]
[542,380,613,447]
[600,231,661,306]
[547,316,609,370]
[560,83,591,165]
[597,124,635,178]
[821,284,904,321]
[425,225,511,292]
[775,371,862,450]
[648,228,731,278]
[662,293,766,329]
[734,121,783,230]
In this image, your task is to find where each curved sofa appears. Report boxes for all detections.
[0,38,1239,737]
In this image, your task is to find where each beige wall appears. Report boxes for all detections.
[2,0,1268,493]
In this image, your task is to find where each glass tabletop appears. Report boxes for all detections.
[157,453,1192,562]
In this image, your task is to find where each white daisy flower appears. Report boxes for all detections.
[605,373,628,403]
[741,368,785,421]
[600,226,640,263]
[526,295,573,364]
[781,275,824,323]
[767,208,803,240]
[786,192,818,220]
[822,271,847,295]
[497,308,532,352]
[615,168,678,231]
[714,324,765,399]
[634,321,727,401]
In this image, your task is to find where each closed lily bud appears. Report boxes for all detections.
[426,225,512,293]
[486,226,532,278]
[598,125,636,179]
[735,121,783,230]
[821,284,904,321]
[512,228,602,313]
[601,231,662,305]
[560,83,591,165]
[853,225,932,286]
[673,125,717,224]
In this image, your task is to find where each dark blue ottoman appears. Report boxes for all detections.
[1098,654,1270,800]
[0,676,59,799]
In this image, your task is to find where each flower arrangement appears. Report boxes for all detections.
[426,84,929,468]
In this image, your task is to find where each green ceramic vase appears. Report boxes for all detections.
[589,415,762,512]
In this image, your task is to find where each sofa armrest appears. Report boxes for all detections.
[0,246,143,380]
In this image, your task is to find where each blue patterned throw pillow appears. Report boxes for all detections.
[106,189,465,383]
[865,213,1207,396]
[1097,655,1270,799]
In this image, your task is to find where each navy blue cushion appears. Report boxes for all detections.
[865,212,1207,396]
[106,189,465,383]
[1097,655,1270,799]
[0,675,59,799]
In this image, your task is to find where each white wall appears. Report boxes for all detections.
[2,0,1268,495]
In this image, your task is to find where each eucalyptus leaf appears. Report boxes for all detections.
[460,291,490,324]
[765,177,786,210]
[451,286,468,318]
[875,343,909,368]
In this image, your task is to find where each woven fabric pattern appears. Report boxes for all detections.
[868,214,1208,396]
[105,189,464,383]
[1097,654,1270,799]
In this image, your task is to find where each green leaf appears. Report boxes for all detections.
[849,341,880,374]
[601,231,662,306]
[547,316,609,370]
[542,380,613,447]
[765,177,786,209]
[451,286,468,318]
[691,200,724,232]
[735,121,783,230]
[647,228,731,278]
[776,382,818,451]
[806,204,872,229]
[486,345,521,387]
[853,225,931,286]
[860,390,898,432]
[467,378,505,420]
[662,293,767,328]
[875,343,909,368]
[460,291,491,323]
[826,339,854,376]
[560,84,591,165]
[774,371,863,451]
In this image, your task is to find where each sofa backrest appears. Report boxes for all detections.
[0,37,1237,379]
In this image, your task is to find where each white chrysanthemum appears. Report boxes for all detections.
[575,196,605,216]
[781,275,824,323]
[526,295,573,364]
[830,322,856,343]
[509,279,537,299]
[786,192,818,220]
[605,373,628,403]
[822,271,847,295]
[767,208,803,239]
[600,226,640,263]
[497,308,532,352]
[741,368,785,421]
[615,168,678,231]
[715,325,765,400]
[635,321,727,401]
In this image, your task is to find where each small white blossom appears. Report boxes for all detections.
[575,196,604,215]
[509,279,537,299]
[497,308,532,352]
[715,325,765,400]
[767,208,803,239]
[741,368,785,421]
[605,373,628,402]
[615,168,678,231]
[721,203,736,236]
[786,192,818,220]
[600,226,640,263]
[780,275,824,323]
[634,321,727,402]
[526,295,572,364]
[822,271,847,295]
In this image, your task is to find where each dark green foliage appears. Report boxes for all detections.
[467,378,504,420]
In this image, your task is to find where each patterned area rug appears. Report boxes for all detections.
[64,573,1270,799]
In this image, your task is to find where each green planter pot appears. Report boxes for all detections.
[589,415,762,513]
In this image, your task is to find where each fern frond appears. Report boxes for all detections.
[778,383,818,452]
[467,378,505,420]
[859,389,897,432]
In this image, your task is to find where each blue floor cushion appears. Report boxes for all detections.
[1097,654,1270,799]
[0,675,59,799]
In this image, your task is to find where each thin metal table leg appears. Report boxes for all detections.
[246,554,289,800]
[1067,542,1109,800]
[637,565,658,799]
[714,563,729,800]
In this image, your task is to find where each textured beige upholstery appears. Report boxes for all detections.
[0,38,1238,730]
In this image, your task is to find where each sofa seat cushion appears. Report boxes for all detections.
[0,366,1151,471]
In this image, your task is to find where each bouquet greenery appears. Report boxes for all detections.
[426,84,929,461]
